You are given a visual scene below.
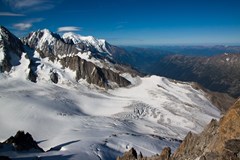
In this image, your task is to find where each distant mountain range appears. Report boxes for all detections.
[115,46,240,98]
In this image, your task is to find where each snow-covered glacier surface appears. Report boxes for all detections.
[0,71,220,159]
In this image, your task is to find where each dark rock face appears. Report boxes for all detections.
[0,156,11,160]
[50,71,58,84]
[0,26,24,72]
[3,131,44,152]
[0,26,38,83]
[60,56,131,88]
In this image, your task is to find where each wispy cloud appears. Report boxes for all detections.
[13,23,32,30]
[57,26,81,32]
[115,21,128,30]
[0,12,25,16]
[13,18,44,30]
[27,18,45,23]
[3,0,59,12]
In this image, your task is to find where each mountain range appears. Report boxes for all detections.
[0,26,238,159]
[114,46,240,98]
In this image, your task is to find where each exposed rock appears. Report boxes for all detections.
[117,148,138,160]
[0,26,24,72]
[171,99,240,160]
[0,156,11,160]
[60,56,131,88]
[116,147,172,160]
[3,131,44,152]
[50,71,58,84]
[28,68,38,83]
[158,147,171,160]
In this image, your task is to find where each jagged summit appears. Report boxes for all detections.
[3,131,44,152]
[0,26,131,88]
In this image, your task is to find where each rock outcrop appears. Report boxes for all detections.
[60,56,131,88]
[0,26,24,72]
[116,147,172,160]
[1,131,44,152]
[117,148,138,160]
[171,99,240,160]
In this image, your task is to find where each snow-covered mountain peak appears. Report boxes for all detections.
[63,32,102,44]
[62,32,110,54]
[28,29,59,46]
[0,26,13,41]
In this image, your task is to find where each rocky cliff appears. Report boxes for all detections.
[171,99,240,160]
[60,56,131,88]
[0,131,43,152]
[0,26,24,72]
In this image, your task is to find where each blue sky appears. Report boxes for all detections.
[0,0,240,45]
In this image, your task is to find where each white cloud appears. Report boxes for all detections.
[57,26,81,32]
[12,0,46,8]
[3,0,58,11]
[0,12,25,16]
[13,23,32,30]
[12,18,44,31]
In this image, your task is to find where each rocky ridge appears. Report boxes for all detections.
[0,131,43,152]
[0,26,132,88]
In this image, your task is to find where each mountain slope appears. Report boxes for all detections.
[150,54,240,98]
[117,99,240,160]
[171,99,240,160]
[0,26,24,72]
[0,75,221,159]
[0,26,230,159]
[115,47,240,98]
[21,28,132,88]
